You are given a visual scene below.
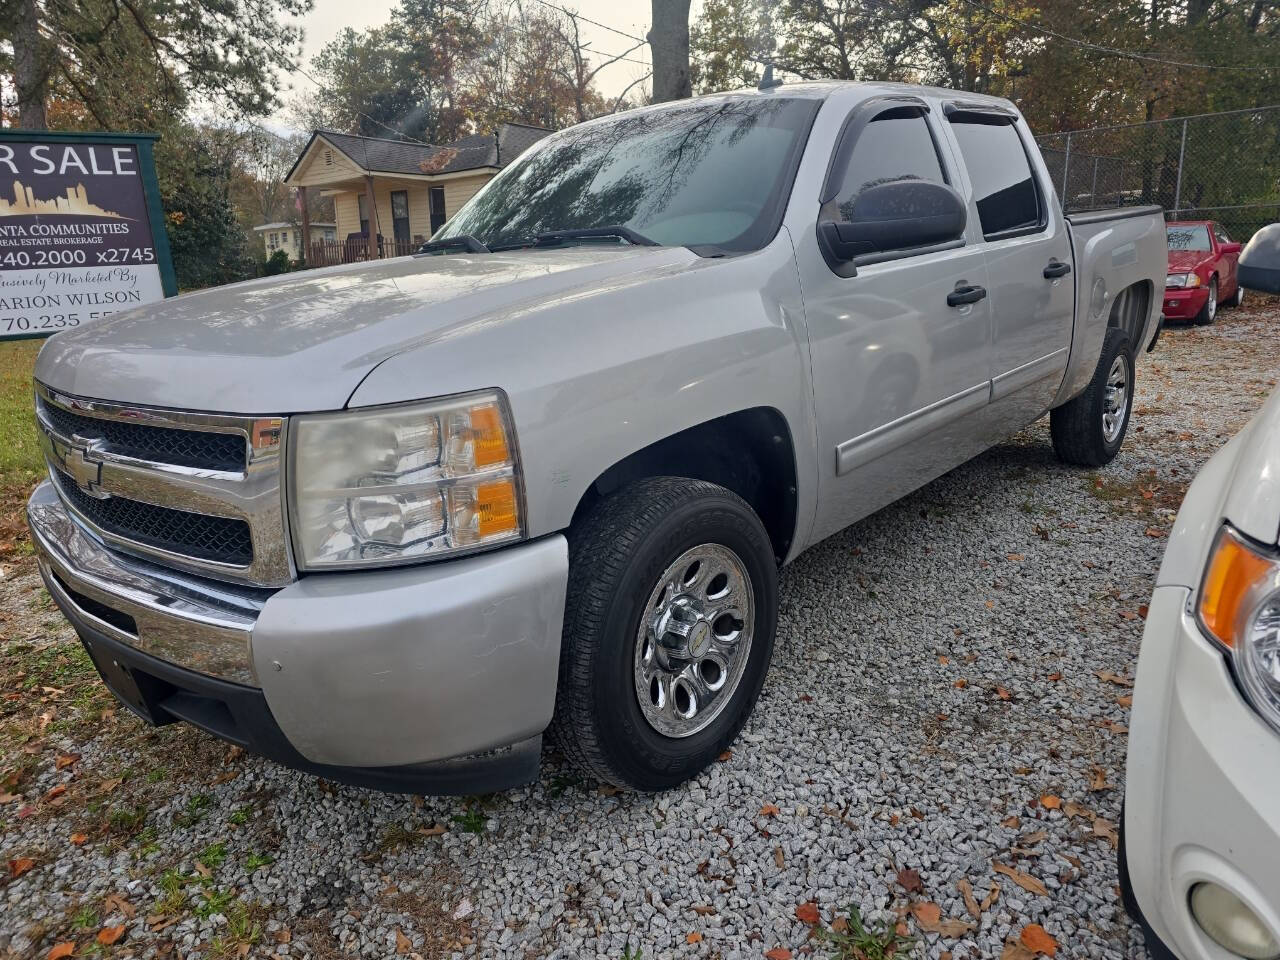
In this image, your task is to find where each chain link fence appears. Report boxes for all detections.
[1036,105,1280,241]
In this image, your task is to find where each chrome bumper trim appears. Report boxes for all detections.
[28,481,267,686]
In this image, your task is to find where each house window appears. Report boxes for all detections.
[358,194,370,235]
[429,186,447,234]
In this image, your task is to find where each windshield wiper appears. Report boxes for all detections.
[533,226,659,248]
[416,235,490,255]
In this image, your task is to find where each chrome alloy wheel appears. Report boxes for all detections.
[634,543,755,738]
[1102,353,1129,443]
[1207,280,1218,321]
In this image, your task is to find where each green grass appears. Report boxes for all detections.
[0,341,41,483]
[197,841,228,869]
[814,905,913,960]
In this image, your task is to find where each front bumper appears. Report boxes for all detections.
[1162,286,1210,320]
[28,480,569,793]
[1124,584,1280,958]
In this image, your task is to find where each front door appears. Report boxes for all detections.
[801,100,994,542]
[391,190,411,253]
[946,112,1074,428]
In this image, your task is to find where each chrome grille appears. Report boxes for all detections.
[38,400,247,472]
[35,382,292,587]
[54,469,253,566]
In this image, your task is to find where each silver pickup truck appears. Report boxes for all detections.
[27,82,1166,794]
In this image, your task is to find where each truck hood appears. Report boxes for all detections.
[35,247,697,413]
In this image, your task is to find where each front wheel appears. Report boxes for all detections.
[1194,276,1219,325]
[551,477,778,790]
[1050,327,1135,467]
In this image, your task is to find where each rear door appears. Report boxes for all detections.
[945,109,1074,428]
[1213,222,1239,295]
[800,97,994,541]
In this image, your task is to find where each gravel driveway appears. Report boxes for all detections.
[3,300,1278,960]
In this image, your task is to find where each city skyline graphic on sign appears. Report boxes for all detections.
[0,181,128,219]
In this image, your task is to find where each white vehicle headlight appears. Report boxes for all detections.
[1197,525,1280,732]
[1165,273,1200,289]
[289,391,523,569]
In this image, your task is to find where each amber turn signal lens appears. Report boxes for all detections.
[1199,528,1277,648]
[470,405,511,468]
[475,478,518,539]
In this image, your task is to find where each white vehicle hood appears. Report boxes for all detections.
[34,246,696,414]
[1223,382,1280,547]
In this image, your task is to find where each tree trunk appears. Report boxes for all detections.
[14,0,49,130]
[649,0,692,103]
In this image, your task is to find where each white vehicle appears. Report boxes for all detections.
[1122,225,1280,960]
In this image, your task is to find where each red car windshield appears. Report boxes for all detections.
[1167,224,1212,252]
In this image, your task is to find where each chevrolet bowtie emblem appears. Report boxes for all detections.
[66,445,103,494]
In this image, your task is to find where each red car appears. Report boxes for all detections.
[1163,220,1245,325]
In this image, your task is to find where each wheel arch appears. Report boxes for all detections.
[569,407,800,565]
[1107,279,1154,346]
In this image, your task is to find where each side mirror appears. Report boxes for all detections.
[1221,241,1243,255]
[1238,224,1280,294]
[818,180,967,267]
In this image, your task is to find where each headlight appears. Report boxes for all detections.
[1165,273,1201,289]
[289,391,523,569]
[1197,525,1280,732]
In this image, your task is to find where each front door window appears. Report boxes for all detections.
[430,187,446,235]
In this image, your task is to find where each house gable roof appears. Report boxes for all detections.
[285,123,552,184]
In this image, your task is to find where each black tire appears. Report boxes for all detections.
[1050,327,1135,467]
[1228,280,1245,309]
[1193,275,1218,325]
[551,477,778,790]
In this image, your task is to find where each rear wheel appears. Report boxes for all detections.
[1194,276,1218,325]
[1050,327,1135,467]
[1229,281,1246,309]
[551,477,778,790]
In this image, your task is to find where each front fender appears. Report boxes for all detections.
[347,237,819,560]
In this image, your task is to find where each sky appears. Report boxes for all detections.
[275,0,706,132]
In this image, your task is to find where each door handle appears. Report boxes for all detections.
[1043,259,1072,279]
[947,283,987,307]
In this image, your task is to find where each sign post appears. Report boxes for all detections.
[0,131,176,342]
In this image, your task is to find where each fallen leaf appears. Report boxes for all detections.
[686,932,703,944]
[97,925,126,946]
[69,833,88,846]
[953,678,969,689]
[55,753,80,770]
[1063,801,1092,819]
[831,915,849,933]
[416,823,446,836]
[103,893,136,918]
[1138,604,1149,619]
[764,950,792,960]
[1087,766,1115,792]
[1046,672,1062,682]
[992,862,1049,897]
[210,770,239,786]
[46,944,75,960]
[897,867,923,894]
[1040,795,1061,810]
[981,881,1001,912]
[985,600,995,609]
[395,928,411,954]
[1001,815,1020,828]
[957,877,980,918]
[995,686,1013,701]
[193,861,212,879]
[773,847,784,869]
[43,784,67,804]
[1020,923,1058,956]
[1002,941,1036,960]
[1007,553,1025,562]
[1116,695,1133,708]
[795,902,820,925]
[8,857,35,878]
[759,804,780,817]
[717,750,733,762]
[1145,527,1165,538]
[1092,817,1118,847]
[911,902,941,927]
[1096,670,1135,688]
[691,904,716,916]
[0,792,19,804]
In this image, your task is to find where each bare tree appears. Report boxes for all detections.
[554,9,646,121]
[649,0,692,102]
[13,0,48,129]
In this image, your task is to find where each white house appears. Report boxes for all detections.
[254,221,336,262]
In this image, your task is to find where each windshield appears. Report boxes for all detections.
[1167,224,1212,252]
[435,97,820,253]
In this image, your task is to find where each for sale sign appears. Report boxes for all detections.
[0,131,175,341]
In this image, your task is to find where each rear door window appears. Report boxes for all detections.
[949,119,1043,238]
